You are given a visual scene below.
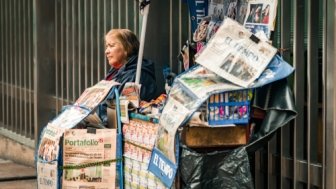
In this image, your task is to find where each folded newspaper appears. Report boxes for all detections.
[196,17,277,88]
[62,129,117,189]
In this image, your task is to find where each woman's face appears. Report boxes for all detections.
[105,37,127,69]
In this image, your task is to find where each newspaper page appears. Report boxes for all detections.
[37,161,59,189]
[208,0,238,21]
[51,106,89,129]
[62,129,117,189]
[156,97,191,163]
[38,123,65,162]
[75,80,119,110]
[177,65,241,99]
[236,0,249,24]
[244,0,278,38]
[196,18,277,88]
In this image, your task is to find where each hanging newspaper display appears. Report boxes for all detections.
[36,80,119,189]
[148,18,294,188]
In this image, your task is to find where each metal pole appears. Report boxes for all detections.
[135,0,150,84]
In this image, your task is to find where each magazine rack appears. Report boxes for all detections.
[207,89,252,126]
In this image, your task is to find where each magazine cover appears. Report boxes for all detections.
[37,124,64,162]
[236,0,249,24]
[196,18,277,88]
[208,0,238,21]
[62,129,117,189]
[243,0,278,38]
[75,80,119,110]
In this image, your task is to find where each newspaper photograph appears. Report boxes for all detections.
[178,66,241,99]
[208,0,238,21]
[196,18,277,88]
[75,80,119,110]
[62,129,117,189]
[244,0,278,33]
[38,123,64,162]
[236,0,248,24]
[51,106,89,129]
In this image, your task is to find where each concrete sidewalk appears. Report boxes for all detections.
[0,158,37,189]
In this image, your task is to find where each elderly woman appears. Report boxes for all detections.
[104,28,157,101]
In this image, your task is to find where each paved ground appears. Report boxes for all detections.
[0,158,37,189]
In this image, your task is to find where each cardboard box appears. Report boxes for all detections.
[181,125,250,148]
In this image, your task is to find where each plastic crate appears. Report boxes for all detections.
[207,90,253,126]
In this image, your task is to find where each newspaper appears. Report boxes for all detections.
[75,80,119,110]
[196,18,277,88]
[156,97,191,163]
[244,0,278,38]
[37,161,59,189]
[177,66,241,99]
[38,124,65,162]
[51,106,89,129]
[62,129,117,189]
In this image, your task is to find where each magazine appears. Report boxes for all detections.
[244,0,278,38]
[236,0,249,24]
[208,0,238,21]
[196,18,277,88]
[37,124,64,162]
[37,161,59,189]
[62,129,117,189]
[75,80,119,110]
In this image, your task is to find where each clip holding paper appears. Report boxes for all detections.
[87,127,97,134]
[250,34,260,44]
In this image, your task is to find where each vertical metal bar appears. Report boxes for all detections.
[72,0,75,101]
[33,0,38,142]
[23,0,27,135]
[118,0,121,27]
[28,0,32,138]
[103,0,107,74]
[66,0,70,102]
[169,0,173,69]
[178,0,182,73]
[1,0,4,126]
[125,0,128,28]
[293,0,305,188]
[84,0,88,89]
[14,0,18,133]
[6,0,10,129]
[10,0,14,131]
[78,0,82,95]
[60,0,64,107]
[324,0,336,188]
[55,0,59,113]
[97,0,101,81]
[280,0,292,188]
[13,0,17,132]
[18,0,23,135]
[90,0,94,85]
[307,0,319,187]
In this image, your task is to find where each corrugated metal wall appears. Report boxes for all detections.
[0,0,335,188]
